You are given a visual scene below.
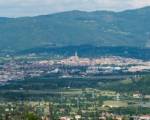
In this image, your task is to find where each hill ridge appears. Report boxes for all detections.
[0,6,150,51]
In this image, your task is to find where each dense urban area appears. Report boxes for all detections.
[0,53,150,83]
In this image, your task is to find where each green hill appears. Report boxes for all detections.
[0,7,150,51]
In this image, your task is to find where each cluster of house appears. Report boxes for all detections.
[0,54,150,84]
[40,53,150,73]
[59,114,150,120]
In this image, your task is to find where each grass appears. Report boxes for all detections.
[120,79,133,85]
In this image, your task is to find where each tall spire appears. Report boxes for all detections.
[75,51,78,57]
[75,51,79,60]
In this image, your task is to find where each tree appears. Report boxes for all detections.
[25,112,40,120]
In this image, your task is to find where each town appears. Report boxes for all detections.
[0,53,150,84]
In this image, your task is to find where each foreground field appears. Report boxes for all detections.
[0,75,149,119]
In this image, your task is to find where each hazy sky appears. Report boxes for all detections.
[0,0,150,17]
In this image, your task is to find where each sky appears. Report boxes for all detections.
[0,0,150,17]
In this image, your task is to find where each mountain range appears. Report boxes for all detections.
[0,6,150,51]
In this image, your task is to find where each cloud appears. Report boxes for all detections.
[129,0,150,8]
[0,0,150,17]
